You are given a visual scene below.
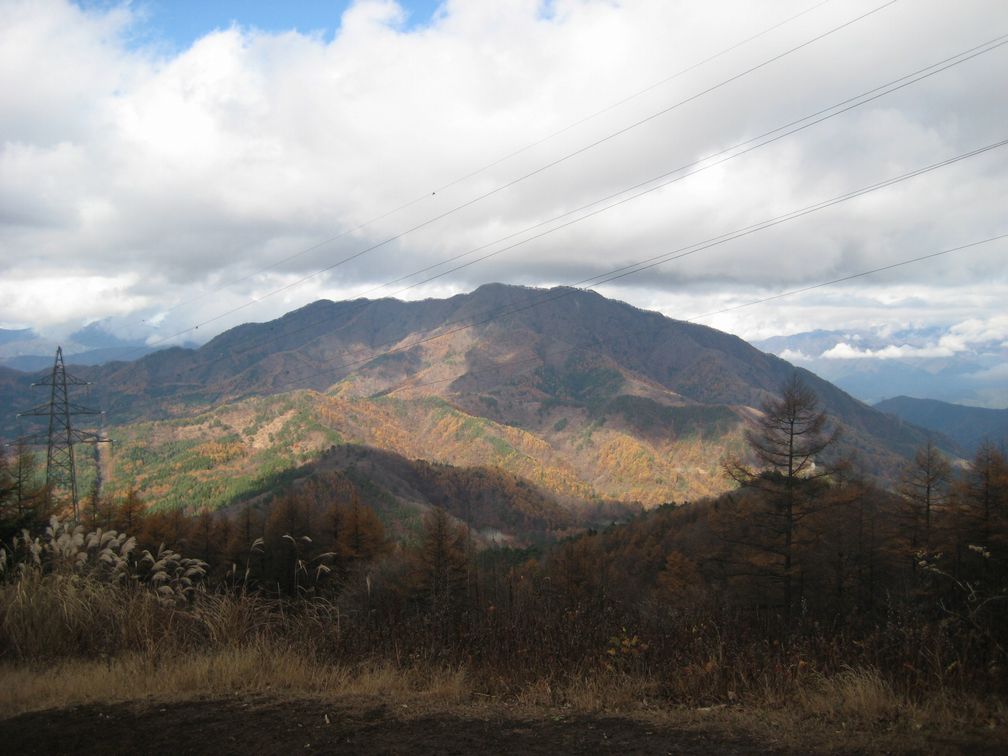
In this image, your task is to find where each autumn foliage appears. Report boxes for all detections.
[2,384,1007,710]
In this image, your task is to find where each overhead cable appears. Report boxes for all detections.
[139,0,900,352]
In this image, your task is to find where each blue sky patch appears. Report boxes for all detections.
[78,0,444,50]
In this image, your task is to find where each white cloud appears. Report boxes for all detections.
[819,314,1008,360]
[777,348,814,362]
[0,272,146,331]
[943,316,1008,348]
[0,0,1006,348]
[821,342,956,360]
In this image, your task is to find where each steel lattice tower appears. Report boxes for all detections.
[18,346,110,520]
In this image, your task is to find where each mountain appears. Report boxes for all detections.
[89,370,733,512]
[0,327,55,366]
[0,321,163,372]
[3,284,947,510]
[874,396,1008,454]
[70,322,141,350]
[222,442,632,545]
[0,327,35,347]
[2,347,161,372]
[753,327,1008,408]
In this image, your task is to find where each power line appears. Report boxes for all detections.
[137,0,900,353]
[684,234,1008,321]
[154,0,836,321]
[382,35,1008,294]
[582,139,1008,289]
[416,0,837,197]
[234,136,1008,399]
[373,232,1008,395]
[208,31,1007,372]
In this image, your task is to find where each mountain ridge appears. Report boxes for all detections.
[3,284,952,509]
[874,396,1007,454]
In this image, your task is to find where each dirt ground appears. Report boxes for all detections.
[0,696,777,755]
[2,695,1005,755]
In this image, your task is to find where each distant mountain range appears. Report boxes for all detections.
[1,285,952,522]
[874,396,1008,454]
[753,327,1007,408]
[0,323,162,371]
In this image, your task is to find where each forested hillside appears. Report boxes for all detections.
[2,286,952,526]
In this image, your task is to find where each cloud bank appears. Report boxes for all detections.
[1,0,1006,351]
[821,315,1008,360]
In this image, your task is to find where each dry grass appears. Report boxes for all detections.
[507,664,1008,752]
[795,667,906,723]
[0,642,469,717]
[786,666,1006,733]
[2,652,1005,754]
[513,670,656,711]
[0,570,176,659]
[1,517,1005,752]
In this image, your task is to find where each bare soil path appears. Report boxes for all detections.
[3,695,1005,754]
[0,696,778,755]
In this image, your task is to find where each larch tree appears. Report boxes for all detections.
[724,373,839,620]
[414,506,468,606]
[962,440,1008,526]
[952,441,1008,573]
[899,439,950,551]
[337,493,387,565]
[114,487,146,533]
[0,445,14,535]
[16,440,46,518]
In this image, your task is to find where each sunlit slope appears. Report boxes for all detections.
[102,386,744,512]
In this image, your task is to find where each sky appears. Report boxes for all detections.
[80,0,446,48]
[1,0,1006,401]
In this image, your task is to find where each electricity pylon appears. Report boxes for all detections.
[17,346,110,521]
